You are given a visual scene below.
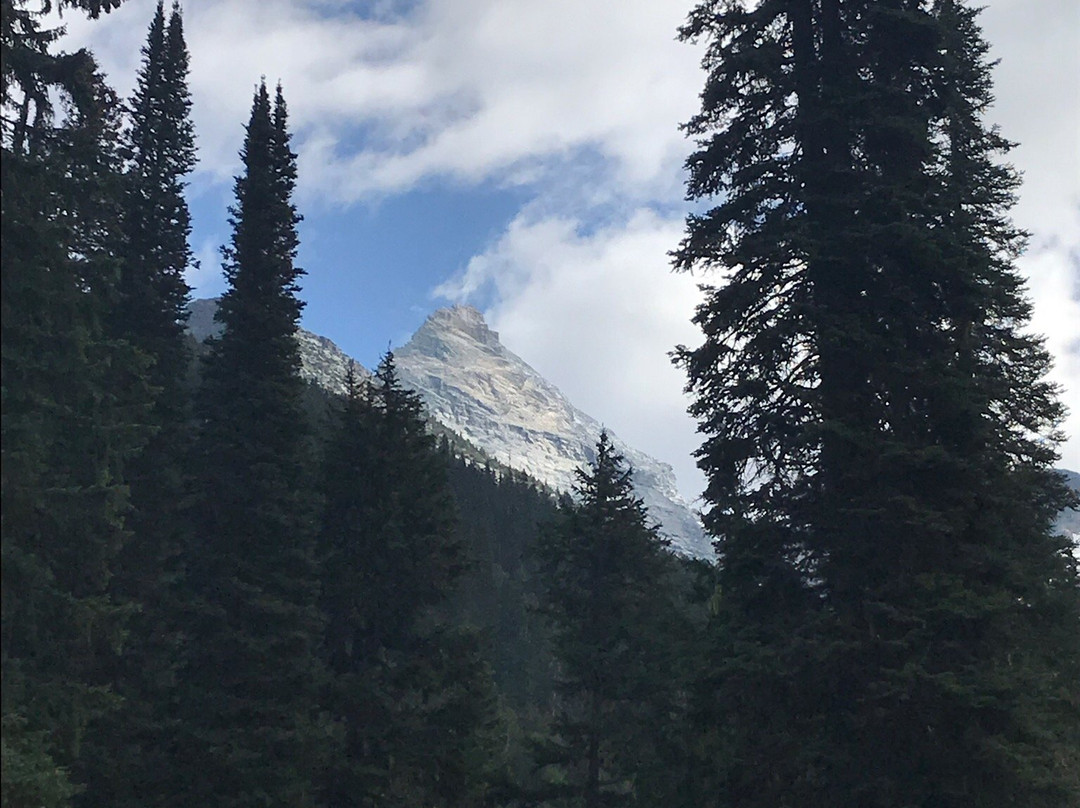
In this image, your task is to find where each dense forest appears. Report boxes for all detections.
[2,1,1077,807]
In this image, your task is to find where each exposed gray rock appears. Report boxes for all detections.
[186,297,223,342]
[186,297,366,396]
[395,306,712,559]
[185,298,1077,562]
[1057,469,1080,545]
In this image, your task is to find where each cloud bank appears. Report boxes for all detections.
[58,0,1080,494]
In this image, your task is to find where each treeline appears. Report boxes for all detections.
[2,3,705,807]
[4,1,1080,807]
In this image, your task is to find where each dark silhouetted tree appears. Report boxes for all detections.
[2,1,149,804]
[533,432,687,808]
[77,5,197,804]
[319,356,497,808]
[180,80,326,808]
[674,1,1080,805]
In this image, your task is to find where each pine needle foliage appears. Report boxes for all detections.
[180,81,327,808]
[318,356,497,808]
[534,432,687,808]
[674,1,1080,805]
[2,1,150,805]
[77,5,197,803]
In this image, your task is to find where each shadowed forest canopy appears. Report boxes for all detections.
[1,1,1077,807]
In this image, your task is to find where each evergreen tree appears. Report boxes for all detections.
[77,5,197,804]
[446,451,562,716]
[674,1,1080,805]
[318,356,496,808]
[533,432,686,807]
[2,1,149,804]
[115,0,195,390]
[179,80,326,808]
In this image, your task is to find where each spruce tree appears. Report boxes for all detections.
[533,432,686,807]
[2,1,149,804]
[77,5,197,804]
[318,355,496,808]
[179,81,325,808]
[674,1,1080,805]
[114,0,195,389]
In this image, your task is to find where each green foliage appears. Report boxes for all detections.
[2,2,150,803]
[319,357,498,807]
[675,1,1080,805]
[7,2,1076,806]
[1,715,79,808]
[533,432,690,807]
[180,81,327,808]
[75,5,198,804]
[446,451,562,716]
[115,0,195,393]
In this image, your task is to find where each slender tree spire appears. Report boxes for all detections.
[318,352,497,807]
[180,80,325,808]
[74,4,198,804]
[533,432,685,807]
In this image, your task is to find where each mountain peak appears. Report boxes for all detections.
[185,297,713,559]
[415,305,501,351]
[396,306,714,559]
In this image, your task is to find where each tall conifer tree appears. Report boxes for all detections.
[533,432,686,807]
[1,1,148,804]
[78,6,197,803]
[115,0,195,388]
[674,1,1080,805]
[319,355,496,808]
[180,81,325,808]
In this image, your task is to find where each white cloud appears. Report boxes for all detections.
[57,0,701,202]
[980,0,1080,469]
[436,208,708,501]
[55,0,1080,478]
[1022,246,1080,470]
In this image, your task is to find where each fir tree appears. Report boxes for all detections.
[318,355,496,808]
[2,1,149,804]
[674,1,1080,805]
[533,432,686,808]
[179,80,326,808]
[77,5,197,804]
[115,0,195,390]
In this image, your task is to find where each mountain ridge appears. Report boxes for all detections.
[395,305,712,558]
[185,298,1078,556]
[187,299,713,558]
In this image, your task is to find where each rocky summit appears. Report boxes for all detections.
[395,306,712,559]
[187,299,712,558]
[186,299,1080,558]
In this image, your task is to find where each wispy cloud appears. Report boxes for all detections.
[437,208,707,499]
[57,0,1080,482]
[60,0,700,203]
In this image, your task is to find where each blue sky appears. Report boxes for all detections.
[60,0,1080,499]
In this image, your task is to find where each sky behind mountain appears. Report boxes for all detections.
[58,0,1080,501]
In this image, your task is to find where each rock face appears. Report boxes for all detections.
[394,306,712,559]
[185,298,1079,561]
[186,298,365,396]
[1057,469,1080,542]
[187,299,710,556]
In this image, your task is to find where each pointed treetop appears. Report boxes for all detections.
[376,350,400,388]
[274,81,288,122]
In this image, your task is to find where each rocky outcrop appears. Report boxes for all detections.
[395,306,712,558]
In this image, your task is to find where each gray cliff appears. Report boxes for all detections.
[395,306,712,559]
